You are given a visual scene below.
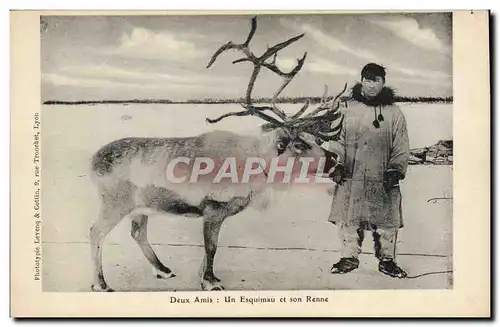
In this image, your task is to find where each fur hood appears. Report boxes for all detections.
[349,82,397,128]
[350,82,396,107]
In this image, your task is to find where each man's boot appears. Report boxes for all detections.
[378,259,407,278]
[330,257,359,274]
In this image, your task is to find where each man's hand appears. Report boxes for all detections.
[328,163,345,185]
[383,170,404,193]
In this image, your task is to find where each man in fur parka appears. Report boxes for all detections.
[327,63,410,278]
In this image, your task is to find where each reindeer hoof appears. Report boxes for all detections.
[91,284,114,292]
[201,280,225,291]
[153,267,176,279]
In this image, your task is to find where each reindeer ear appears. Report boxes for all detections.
[260,123,277,132]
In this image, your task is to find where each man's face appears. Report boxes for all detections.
[361,76,385,98]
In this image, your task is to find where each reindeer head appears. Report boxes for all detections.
[205,16,346,182]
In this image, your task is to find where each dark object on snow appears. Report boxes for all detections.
[410,140,453,165]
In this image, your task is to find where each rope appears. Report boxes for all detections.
[427,197,453,203]
[404,270,454,279]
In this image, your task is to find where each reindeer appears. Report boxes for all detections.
[89,16,347,292]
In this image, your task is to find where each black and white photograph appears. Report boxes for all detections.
[8,7,493,318]
[39,12,456,293]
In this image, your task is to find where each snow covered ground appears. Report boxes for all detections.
[41,102,453,291]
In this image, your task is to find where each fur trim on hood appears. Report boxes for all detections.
[350,82,396,107]
[349,82,397,128]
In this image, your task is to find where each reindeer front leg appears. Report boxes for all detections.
[200,213,226,291]
[199,196,252,291]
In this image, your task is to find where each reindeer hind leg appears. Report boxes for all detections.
[90,206,127,292]
[90,181,135,292]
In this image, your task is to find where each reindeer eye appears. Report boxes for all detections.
[294,142,308,151]
[276,142,286,151]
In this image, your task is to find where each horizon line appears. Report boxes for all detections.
[43,95,454,105]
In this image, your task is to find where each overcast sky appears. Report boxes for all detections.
[41,13,452,102]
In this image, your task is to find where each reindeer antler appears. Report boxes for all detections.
[205,16,307,126]
[285,82,348,141]
[205,16,348,143]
